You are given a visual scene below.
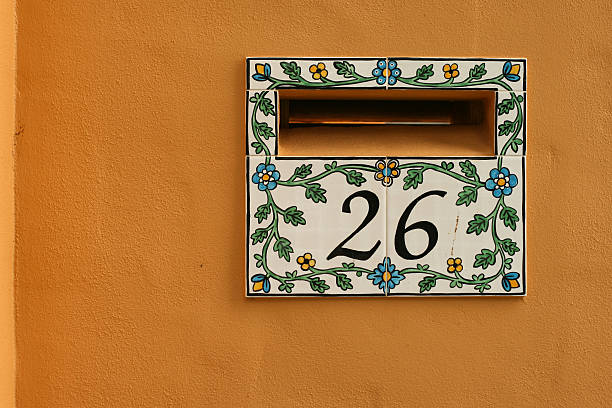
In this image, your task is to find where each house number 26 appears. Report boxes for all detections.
[327,190,447,261]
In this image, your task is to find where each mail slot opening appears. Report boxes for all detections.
[277,89,496,156]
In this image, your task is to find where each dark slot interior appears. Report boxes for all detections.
[284,100,484,126]
[277,89,496,157]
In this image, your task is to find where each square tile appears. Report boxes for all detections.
[496,92,526,156]
[384,156,525,296]
[247,58,387,90]
[246,156,387,296]
[246,90,278,155]
[388,58,525,92]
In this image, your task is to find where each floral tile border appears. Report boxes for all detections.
[388,58,526,92]
[246,90,278,155]
[247,58,387,90]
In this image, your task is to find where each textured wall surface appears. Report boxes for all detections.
[0,0,15,407]
[15,1,612,407]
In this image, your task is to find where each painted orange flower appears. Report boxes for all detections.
[443,63,459,79]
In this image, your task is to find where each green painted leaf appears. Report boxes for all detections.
[273,237,293,262]
[282,206,306,226]
[474,249,496,269]
[254,254,263,268]
[475,282,491,293]
[498,120,514,136]
[345,169,366,186]
[418,276,437,293]
[499,206,519,231]
[510,138,523,153]
[254,204,271,223]
[450,280,463,288]
[417,264,430,272]
[467,214,489,235]
[309,277,330,293]
[285,270,297,278]
[278,282,294,293]
[324,161,338,171]
[459,160,478,180]
[500,238,520,255]
[441,161,454,171]
[335,273,353,291]
[403,169,424,190]
[254,121,274,140]
[497,98,515,115]
[250,228,268,244]
[250,141,264,154]
[416,64,434,80]
[293,164,312,179]
[334,61,357,78]
[469,63,487,79]
[342,262,355,269]
[280,61,301,80]
[259,97,276,116]
[249,96,258,103]
[504,258,513,270]
[304,183,327,203]
[456,186,478,207]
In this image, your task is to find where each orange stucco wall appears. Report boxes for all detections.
[0,0,15,407]
[15,1,612,407]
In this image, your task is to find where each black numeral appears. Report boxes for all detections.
[395,190,446,260]
[326,190,382,261]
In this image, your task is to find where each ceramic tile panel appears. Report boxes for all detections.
[496,92,526,156]
[247,58,387,90]
[388,58,526,92]
[246,156,388,296]
[246,90,278,155]
[385,156,525,296]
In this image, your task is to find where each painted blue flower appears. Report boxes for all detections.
[502,61,521,82]
[367,257,405,294]
[372,60,402,86]
[502,272,520,292]
[252,163,280,191]
[252,63,271,81]
[251,274,271,293]
[485,167,518,198]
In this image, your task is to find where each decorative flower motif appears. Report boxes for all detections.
[374,159,400,186]
[502,61,521,82]
[485,167,518,198]
[251,274,271,293]
[447,257,463,273]
[252,63,271,81]
[252,163,280,191]
[502,272,520,292]
[309,63,328,80]
[367,257,405,294]
[297,253,316,271]
[372,60,402,85]
[443,63,459,79]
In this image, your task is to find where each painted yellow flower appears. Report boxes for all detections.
[309,63,328,80]
[447,257,463,273]
[443,63,459,79]
[297,253,316,270]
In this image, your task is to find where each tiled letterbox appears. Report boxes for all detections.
[246,58,526,296]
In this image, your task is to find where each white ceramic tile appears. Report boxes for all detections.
[246,90,277,155]
[388,58,525,92]
[246,156,388,296]
[247,58,386,90]
[496,92,526,156]
[385,157,525,296]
